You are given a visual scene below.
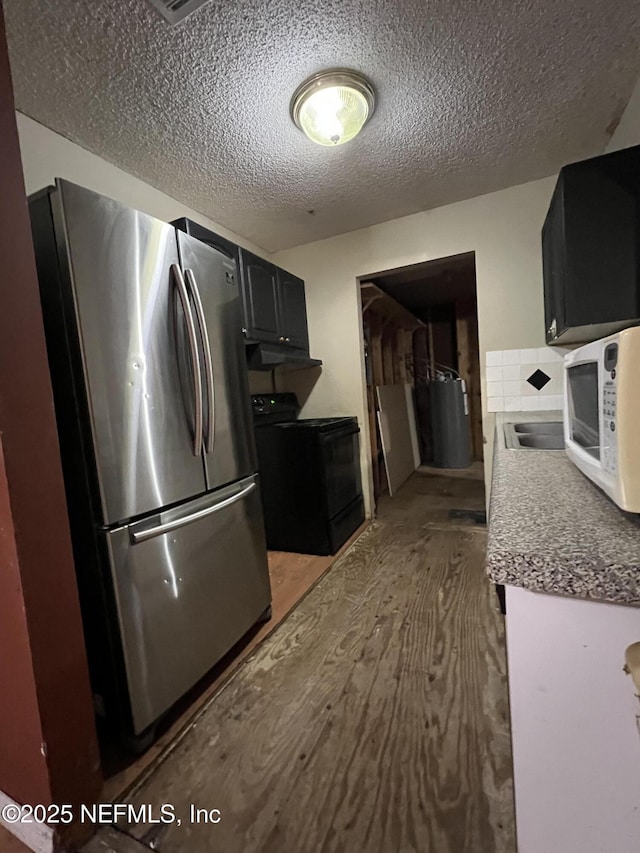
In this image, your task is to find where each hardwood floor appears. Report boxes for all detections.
[89,469,515,853]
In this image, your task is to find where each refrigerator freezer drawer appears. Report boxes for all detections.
[104,475,271,734]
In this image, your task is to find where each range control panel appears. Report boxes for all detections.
[251,393,299,423]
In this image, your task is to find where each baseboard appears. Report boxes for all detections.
[0,790,54,853]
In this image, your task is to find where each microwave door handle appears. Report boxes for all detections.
[171,264,203,456]
[185,269,215,454]
[131,481,256,544]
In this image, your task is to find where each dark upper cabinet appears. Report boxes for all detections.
[240,250,280,344]
[276,268,309,350]
[239,249,310,352]
[171,218,239,263]
[542,145,640,345]
[171,221,313,358]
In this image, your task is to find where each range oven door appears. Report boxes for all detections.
[318,425,363,519]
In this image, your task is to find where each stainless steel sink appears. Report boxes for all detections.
[514,422,564,436]
[504,421,565,451]
[516,434,566,449]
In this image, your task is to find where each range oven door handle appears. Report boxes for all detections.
[131,481,257,544]
[184,268,216,454]
[171,263,203,457]
[318,425,360,442]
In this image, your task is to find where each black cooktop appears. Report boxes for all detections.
[275,416,357,434]
[251,394,357,432]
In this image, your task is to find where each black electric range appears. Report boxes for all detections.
[251,394,365,555]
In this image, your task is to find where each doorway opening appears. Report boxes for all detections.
[359,251,484,512]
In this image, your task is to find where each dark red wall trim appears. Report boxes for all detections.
[0,1,101,819]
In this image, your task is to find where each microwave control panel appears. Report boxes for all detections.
[602,380,617,474]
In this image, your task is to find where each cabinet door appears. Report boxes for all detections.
[542,179,567,342]
[506,585,640,853]
[542,149,640,344]
[276,268,309,351]
[172,218,239,264]
[563,166,638,328]
[239,249,279,343]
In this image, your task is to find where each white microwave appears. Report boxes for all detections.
[563,327,640,513]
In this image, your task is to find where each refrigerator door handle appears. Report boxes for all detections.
[130,480,257,544]
[171,263,203,456]
[185,268,216,454]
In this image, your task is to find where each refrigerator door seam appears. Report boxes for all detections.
[130,479,257,544]
[171,263,204,456]
[184,268,216,454]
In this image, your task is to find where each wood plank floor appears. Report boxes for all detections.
[90,469,514,853]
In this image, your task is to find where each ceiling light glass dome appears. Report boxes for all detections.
[290,69,376,147]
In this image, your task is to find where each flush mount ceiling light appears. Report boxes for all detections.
[290,69,376,147]
[147,0,210,24]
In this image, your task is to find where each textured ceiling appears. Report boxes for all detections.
[5,0,640,252]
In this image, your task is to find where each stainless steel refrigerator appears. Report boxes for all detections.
[29,180,271,744]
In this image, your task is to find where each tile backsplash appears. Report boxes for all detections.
[485,347,568,413]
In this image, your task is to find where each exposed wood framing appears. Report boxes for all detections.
[368,311,384,385]
[361,283,425,331]
[401,329,414,383]
[382,330,394,385]
[360,283,424,505]
[396,329,407,383]
[455,301,484,462]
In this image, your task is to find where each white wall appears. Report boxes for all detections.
[606,76,640,152]
[273,176,557,515]
[16,113,268,258]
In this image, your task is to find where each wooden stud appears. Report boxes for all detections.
[396,328,406,383]
[382,330,394,386]
[455,301,483,462]
[391,330,401,384]
[403,329,415,383]
[369,312,384,389]
[466,310,484,462]
[427,315,435,372]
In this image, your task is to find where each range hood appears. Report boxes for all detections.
[246,343,323,372]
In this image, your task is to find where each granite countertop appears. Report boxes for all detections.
[487,411,640,606]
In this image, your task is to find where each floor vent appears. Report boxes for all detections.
[147,0,210,24]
